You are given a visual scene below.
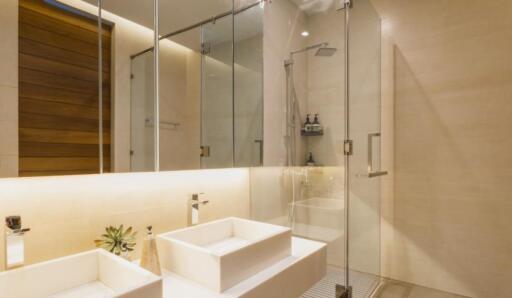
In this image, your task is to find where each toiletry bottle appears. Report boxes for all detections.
[313,114,321,132]
[304,114,312,132]
[140,226,161,276]
[306,152,316,166]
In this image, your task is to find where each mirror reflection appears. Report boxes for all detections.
[156,1,263,171]
[89,0,157,173]
[1,0,264,178]
[14,0,108,177]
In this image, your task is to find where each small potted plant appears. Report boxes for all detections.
[94,225,137,260]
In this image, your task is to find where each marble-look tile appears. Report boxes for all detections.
[0,121,17,155]
[0,0,18,88]
[0,155,17,178]
[373,0,512,297]
[0,86,17,122]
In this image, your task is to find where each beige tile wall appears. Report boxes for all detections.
[0,168,250,271]
[373,1,512,297]
[0,0,18,178]
[159,44,201,171]
[306,6,345,167]
[263,0,308,166]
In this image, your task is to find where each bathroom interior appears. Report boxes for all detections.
[0,0,510,297]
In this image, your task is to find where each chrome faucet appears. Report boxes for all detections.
[188,193,209,226]
[4,216,30,270]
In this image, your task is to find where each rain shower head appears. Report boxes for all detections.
[315,47,337,57]
[285,42,337,66]
[289,42,337,58]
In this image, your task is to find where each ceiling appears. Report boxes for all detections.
[80,0,262,51]
[290,0,341,15]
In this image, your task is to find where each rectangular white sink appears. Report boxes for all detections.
[0,249,162,298]
[158,217,291,292]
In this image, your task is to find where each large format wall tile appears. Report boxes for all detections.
[374,0,512,297]
[0,168,250,270]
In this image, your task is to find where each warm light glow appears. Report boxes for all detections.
[56,0,193,54]
[301,31,310,37]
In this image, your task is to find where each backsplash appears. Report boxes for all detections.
[0,168,250,270]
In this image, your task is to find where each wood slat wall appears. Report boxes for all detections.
[19,0,112,176]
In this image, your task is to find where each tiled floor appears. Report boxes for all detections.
[301,267,471,298]
[372,280,470,298]
[302,267,380,298]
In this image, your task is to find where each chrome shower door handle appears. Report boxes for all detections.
[365,132,387,178]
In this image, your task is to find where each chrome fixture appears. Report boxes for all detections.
[356,132,388,178]
[145,118,180,130]
[130,1,266,59]
[284,41,338,167]
[4,216,30,270]
[336,284,352,298]
[188,193,209,226]
[315,47,338,57]
[285,42,337,66]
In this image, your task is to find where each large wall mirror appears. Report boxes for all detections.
[11,0,112,177]
[95,0,264,172]
[1,0,346,178]
[0,0,264,178]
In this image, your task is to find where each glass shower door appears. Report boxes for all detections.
[200,16,234,169]
[130,52,155,172]
[346,0,384,296]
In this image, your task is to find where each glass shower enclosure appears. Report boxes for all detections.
[346,0,385,296]
[269,0,385,296]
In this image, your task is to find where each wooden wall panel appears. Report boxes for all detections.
[19,0,112,176]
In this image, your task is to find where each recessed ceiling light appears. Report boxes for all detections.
[301,31,310,37]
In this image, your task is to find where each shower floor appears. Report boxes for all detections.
[302,267,471,298]
[302,266,380,298]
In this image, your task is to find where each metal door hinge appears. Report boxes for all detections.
[200,146,210,157]
[201,42,211,55]
[344,140,353,156]
[336,285,352,298]
[338,0,352,10]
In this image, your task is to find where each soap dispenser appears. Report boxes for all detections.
[304,114,312,132]
[312,114,322,132]
[140,226,161,276]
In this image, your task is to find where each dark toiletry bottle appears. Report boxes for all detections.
[312,114,321,132]
[304,114,312,132]
[306,152,316,166]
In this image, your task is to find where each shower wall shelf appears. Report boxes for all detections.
[301,130,324,136]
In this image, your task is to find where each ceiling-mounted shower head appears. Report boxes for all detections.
[286,42,337,65]
[315,47,337,57]
[290,42,328,56]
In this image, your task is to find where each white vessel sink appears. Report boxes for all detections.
[158,217,291,292]
[0,249,162,298]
